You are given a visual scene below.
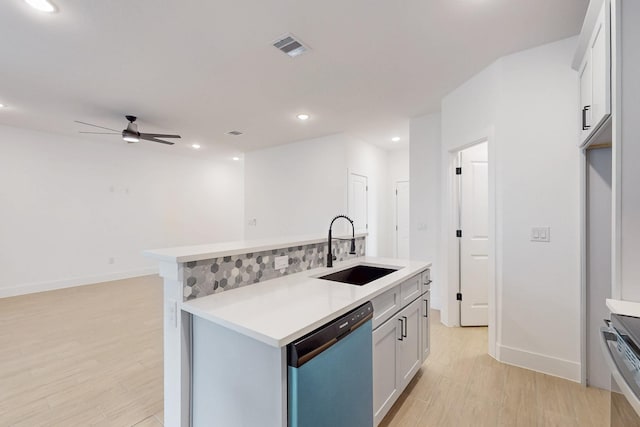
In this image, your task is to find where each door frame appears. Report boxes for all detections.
[455,142,489,327]
[395,180,410,258]
[347,171,369,234]
[441,131,497,359]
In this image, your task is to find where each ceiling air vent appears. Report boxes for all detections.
[226,130,243,136]
[273,33,309,58]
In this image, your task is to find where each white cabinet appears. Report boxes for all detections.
[420,291,430,362]
[397,298,422,389]
[371,286,400,330]
[372,270,430,426]
[372,312,401,425]
[399,274,421,306]
[578,0,611,146]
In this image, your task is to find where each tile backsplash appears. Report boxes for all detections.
[183,236,366,300]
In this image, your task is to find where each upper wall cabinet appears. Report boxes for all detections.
[575,0,612,147]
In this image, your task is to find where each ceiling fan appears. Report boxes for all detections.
[75,115,181,145]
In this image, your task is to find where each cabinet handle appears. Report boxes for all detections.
[424,280,432,286]
[582,105,591,130]
[402,316,408,337]
[398,318,404,341]
[424,300,429,318]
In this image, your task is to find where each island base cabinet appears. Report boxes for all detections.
[372,314,401,426]
[191,317,287,427]
[372,297,423,426]
[421,291,430,362]
[397,298,422,388]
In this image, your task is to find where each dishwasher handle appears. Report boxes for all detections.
[288,301,373,368]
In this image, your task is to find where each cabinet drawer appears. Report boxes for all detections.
[371,286,400,330]
[400,275,421,308]
[421,269,431,292]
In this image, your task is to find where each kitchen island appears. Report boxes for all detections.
[145,235,430,427]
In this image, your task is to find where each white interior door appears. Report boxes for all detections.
[396,181,410,259]
[459,142,489,326]
[349,173,368,234]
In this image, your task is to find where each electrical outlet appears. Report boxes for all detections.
[274,255,289,270]
[531,227,551,242]
[248,218,257,226]
[167,299,178,328]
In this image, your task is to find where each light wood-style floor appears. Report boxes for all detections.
[380,310,609,427]
[0,276,164,426]
[1,276,609,426]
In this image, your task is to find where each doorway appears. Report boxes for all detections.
[395,181,410,259]
[455,142,489,327]
[348,173,368,234]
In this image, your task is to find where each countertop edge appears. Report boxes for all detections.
[606,298,640,317]
[181,258,431,348]
[143,233,368,263]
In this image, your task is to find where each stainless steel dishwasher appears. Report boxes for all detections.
[287,302,374,427]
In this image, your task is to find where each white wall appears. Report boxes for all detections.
[244,134,349,239]
[409,115,442,309]
[244,134,395,257]
[496,37,581,381]
[412,37,582,381]
[0,125,244,297]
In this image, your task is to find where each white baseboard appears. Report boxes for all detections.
[0,268,159,299]
[498,343,582,382]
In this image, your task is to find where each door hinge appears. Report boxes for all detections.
[366,223,369,230]
[456,293,462,301]
[396,225,398,231]
[456,229,462,238]
[366,185,369,191]
[395,189,398,196]
[456,167,462,175]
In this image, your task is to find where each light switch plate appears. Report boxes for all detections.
[274,255,289,270]
[531,227,551,242]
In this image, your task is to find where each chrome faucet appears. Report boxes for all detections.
[327,215,357,268]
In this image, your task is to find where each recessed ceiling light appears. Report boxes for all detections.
[0,104,5,108]
[232,156,240,161]
[24,0,57,13]
[191,144,201,149]
[392,137,400,142]
[297,114,310,121]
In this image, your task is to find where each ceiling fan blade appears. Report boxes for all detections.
[79,131,120,134]
[74,120,121,132]
[139,134,175,145]
[139,133,181,139]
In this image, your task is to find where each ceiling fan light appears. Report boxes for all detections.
[122,132,140,143]
[24,0,57,13]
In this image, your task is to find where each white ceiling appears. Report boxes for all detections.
[0,0,587,154]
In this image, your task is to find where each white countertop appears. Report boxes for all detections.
[182,256,430,348]
[606,299,640,317]
[143,232,368,263]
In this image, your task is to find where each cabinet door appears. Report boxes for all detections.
[579,54,593,144]
[372,314,401,426]
[397,297,422,390]
[590,1,611,131]
[420,291,430,363]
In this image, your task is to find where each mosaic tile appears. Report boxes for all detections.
[183,237,366,300]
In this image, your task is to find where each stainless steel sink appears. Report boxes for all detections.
[318,265,398,286]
